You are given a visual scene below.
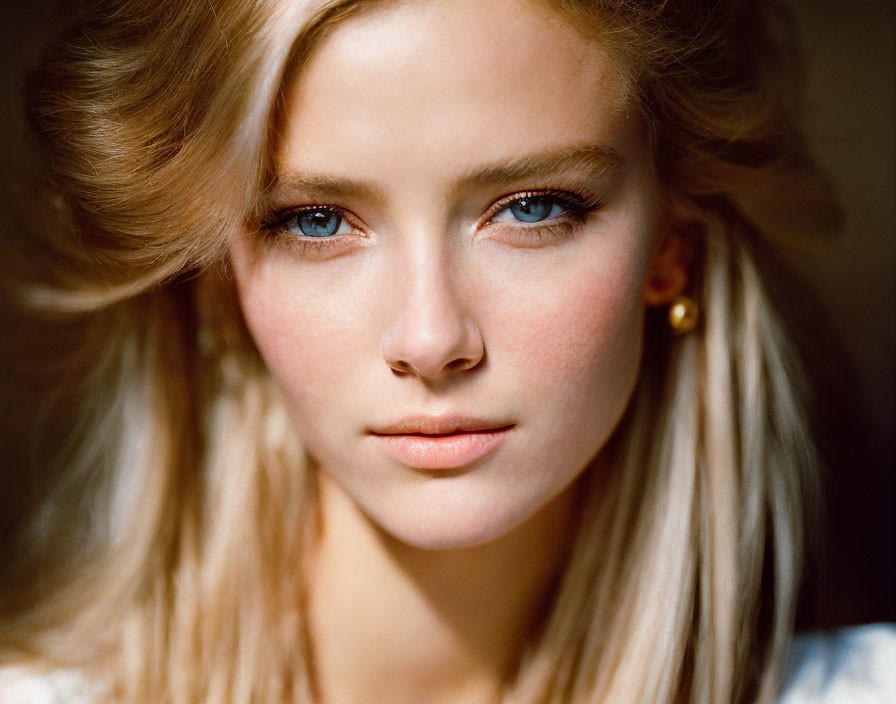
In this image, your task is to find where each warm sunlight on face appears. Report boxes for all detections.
[230,0,672,549]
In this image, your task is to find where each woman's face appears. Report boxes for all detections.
[231,0,678,549]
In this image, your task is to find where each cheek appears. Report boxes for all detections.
[231,254,370,412]
[549,281,637,370]
[490,242,649,423]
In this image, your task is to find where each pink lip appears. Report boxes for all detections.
[368,416,514,470]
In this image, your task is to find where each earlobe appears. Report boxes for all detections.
[643,230,693,306]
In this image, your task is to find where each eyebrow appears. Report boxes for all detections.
[264,172,386,208]
[451,142,623,197]
[263,141,624,209]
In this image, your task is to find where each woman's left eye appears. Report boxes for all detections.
[491,195,568,224]
[483,191,601,246]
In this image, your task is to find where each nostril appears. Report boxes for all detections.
[385,348,484,378]
[445,356,477,373]
[388,360,414,375]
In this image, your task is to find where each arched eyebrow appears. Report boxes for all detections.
[263,172,386,208]
[262,141,623,210]
[449,142,623,198]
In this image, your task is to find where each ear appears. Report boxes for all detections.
[643,229,693,306]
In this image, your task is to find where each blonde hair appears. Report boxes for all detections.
[1,0,840,702]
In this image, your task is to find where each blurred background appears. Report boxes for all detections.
[783,0,895,626]
[0,0,893,625]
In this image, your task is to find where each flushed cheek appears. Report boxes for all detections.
[494,256,647,427]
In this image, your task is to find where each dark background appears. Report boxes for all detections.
[783,0,895,626]
[1,1,893,626]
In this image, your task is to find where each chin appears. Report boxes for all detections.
[383,519,520,552]
[365,485,552,552]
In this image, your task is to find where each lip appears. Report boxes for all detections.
[368,415,515,470]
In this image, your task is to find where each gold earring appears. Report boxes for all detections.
[668,296,699,334]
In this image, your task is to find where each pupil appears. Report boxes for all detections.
[510,197,552,223]
[298,209,341,237]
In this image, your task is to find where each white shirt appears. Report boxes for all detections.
[779,623,896,703]
[2,623,895,703]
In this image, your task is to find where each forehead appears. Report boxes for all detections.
[275,0,634,179]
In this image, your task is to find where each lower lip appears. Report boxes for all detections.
[369,427,513,470]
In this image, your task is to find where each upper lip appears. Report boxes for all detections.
[369,414,515,436]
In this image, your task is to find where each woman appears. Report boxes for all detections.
[0,0,892,702]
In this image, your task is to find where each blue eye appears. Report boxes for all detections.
[287,207,348,237]
[509,196,554,222]
[494,195,567,224]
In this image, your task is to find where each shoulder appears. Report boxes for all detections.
[779,622,896,703]
[0,666,101,704]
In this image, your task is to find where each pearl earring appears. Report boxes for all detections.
[668,296,699,334]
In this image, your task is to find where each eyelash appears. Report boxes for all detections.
[258,205,366,257]
[258,189,605,256]
[481,189,604,245]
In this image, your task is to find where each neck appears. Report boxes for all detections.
[305,473,580,704]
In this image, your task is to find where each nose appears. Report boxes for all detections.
[381,251,484,381]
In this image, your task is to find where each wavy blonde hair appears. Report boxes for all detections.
[1,0,841,702]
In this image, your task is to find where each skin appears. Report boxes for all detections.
[230,0,688,701]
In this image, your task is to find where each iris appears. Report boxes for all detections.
[508,196,555,223]
[295,208,342,237]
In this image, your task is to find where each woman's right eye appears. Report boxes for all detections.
[280,207,353,238]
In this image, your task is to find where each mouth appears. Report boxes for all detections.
[368,416,515,470]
